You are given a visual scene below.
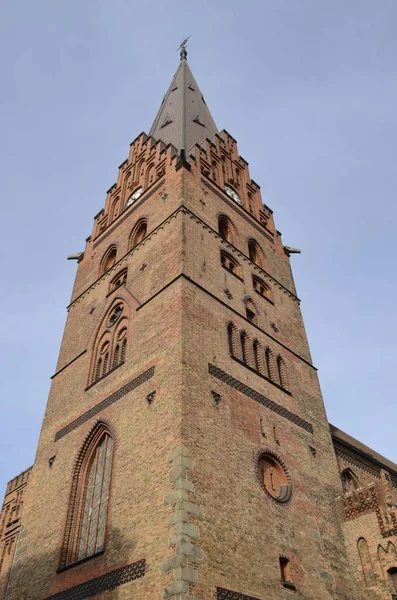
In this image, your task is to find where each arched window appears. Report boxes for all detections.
[341,469,359,492]
[110,198,120,221]
[91,303,128,385]
[129,219,147,250]
[277,356,288,389]
[253,276,272,302]
[100,246,117,276]
[248,239,264,268]
[253,340,264,373]
[265,347,276,380]
[220,250,241,278]
[227,323,238,356]
[357,538,375,588]
[60,424,114,568]
[240,331,252,366]
[245,298,257,325]
[109,269,127,293]
[218,215,235,245]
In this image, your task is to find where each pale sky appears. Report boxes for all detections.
[1,0,396,494]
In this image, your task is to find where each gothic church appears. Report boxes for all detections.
[1,49,397,600]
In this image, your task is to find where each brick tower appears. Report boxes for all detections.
[0,48,360,600]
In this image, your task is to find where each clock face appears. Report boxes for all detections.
[224,185,242,205]
[126,187,143,207]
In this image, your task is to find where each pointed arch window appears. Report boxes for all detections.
[253,340,264,373]
[277,355,288,389]
[218,215,236,245]
[227,322,239,357]
[100,246,117,276]
[248,239,264,268]
[341,469,359,492]
[91,303,128,385]
[265,347,276,381]
[129,219,147,250]
[60,425,114,568]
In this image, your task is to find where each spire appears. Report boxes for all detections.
[149,50,218,156]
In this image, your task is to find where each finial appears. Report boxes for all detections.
[178,35,190,60]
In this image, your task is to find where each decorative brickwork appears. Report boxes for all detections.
[44,559,145,599]
[54,366,154,440]
[338,482,397,538]
[216,587,261,600]
[208,364,313,433]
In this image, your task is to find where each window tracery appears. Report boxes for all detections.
[91,303,128,384]
[60,424,114,568]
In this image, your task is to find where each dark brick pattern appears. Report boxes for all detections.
[216,587,261,600]
[45,559,145,600]
[208,364,313,433]
[55,367,155,441]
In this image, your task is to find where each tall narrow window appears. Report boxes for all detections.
[253,340,263,373]
[265,347,275,380]
[277,356,287,389]
[240,332,248,363]
[60,425,114,568]
[77,434,113,561]
[279,556,295,589]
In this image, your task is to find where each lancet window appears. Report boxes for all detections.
[60,424,114,568]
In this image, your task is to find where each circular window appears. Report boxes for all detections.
[257,452,292,503]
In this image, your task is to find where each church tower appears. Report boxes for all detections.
[0,49,358,600]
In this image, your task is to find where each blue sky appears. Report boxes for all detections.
[0,0,396,494]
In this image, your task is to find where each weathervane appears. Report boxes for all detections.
[178,35,191,60]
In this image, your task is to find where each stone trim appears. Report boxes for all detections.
[208,364,313,434]
[162,447,204,599]
[44,559,145,599]
[216,587,261,600]
[54,366,154,440]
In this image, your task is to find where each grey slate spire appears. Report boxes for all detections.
[149,48,218,156]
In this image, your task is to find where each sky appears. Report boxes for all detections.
[0,0,396,494]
